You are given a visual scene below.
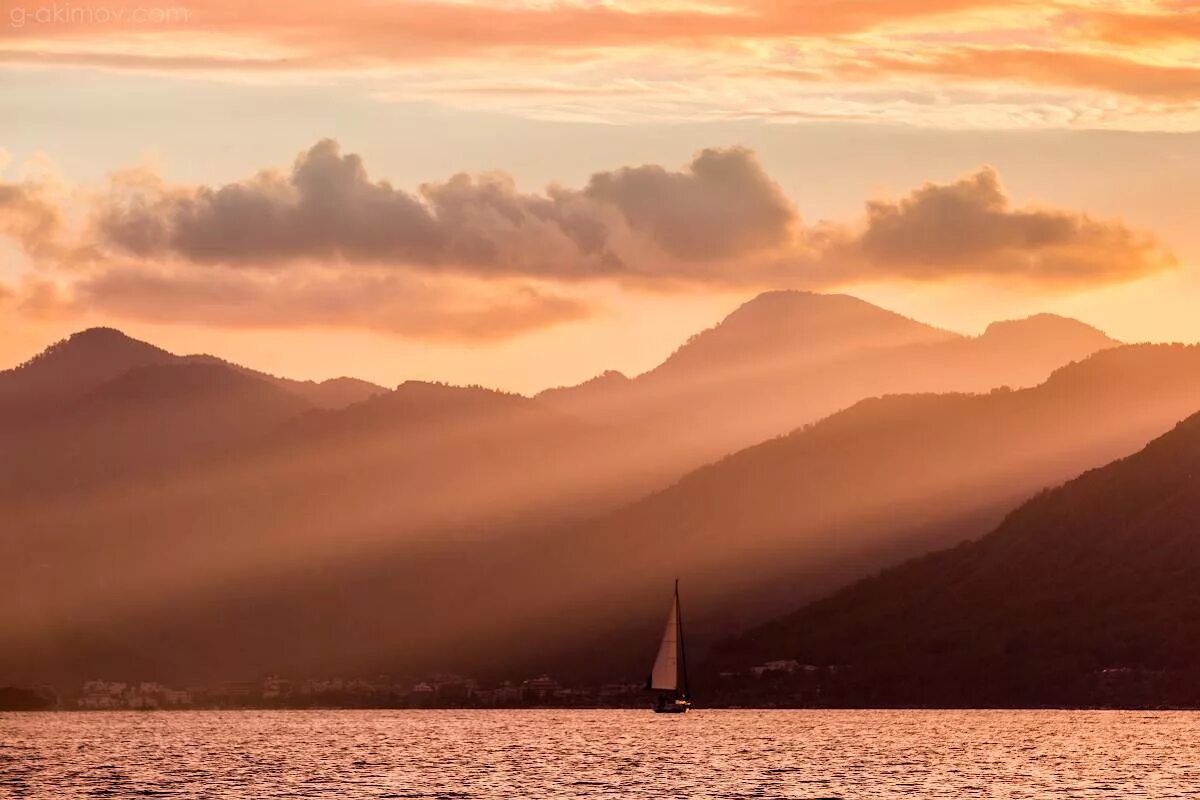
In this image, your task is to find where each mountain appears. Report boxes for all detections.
[0,328,176,423]
[536,370,631,421]
[242,379,645,536]
[0,329,385,501]
[0,378,658,686]
[436,343,1200,682]
[184,354,385,410]
[537,292,1117,469]
[649,290,957,379]
[0,299,1140,689]
[0,328,385,428]
[710,406,1200,708]
[0,362,315,500]
[288,377,387,410]
[10,344,1200,688]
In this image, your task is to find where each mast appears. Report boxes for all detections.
[675,578,689,698]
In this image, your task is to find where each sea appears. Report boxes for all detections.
[2,708,1198,798]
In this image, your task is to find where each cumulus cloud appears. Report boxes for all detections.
[0,141,1178,338]
[89,140,1171,288]
[97,143,443,265]
[96,139,796,279]
[828,168,1174,284]
[582,147,795,262]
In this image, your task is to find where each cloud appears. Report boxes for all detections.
[853,48,1200,101]
[99,141,444,265]
[0,179,65,260]
[582,147,795,262]
[825,168,1175,284]
[34,266,592,340]
[4,1,1199,129]
[96,139,797,279]
[1079,8,1200,46]
[88,140,1172,288]
[0,141,1177,338]
[0,0,1006,66]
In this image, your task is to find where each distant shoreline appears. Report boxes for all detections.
[12,704,1200,713]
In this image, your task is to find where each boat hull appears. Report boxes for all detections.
[652,699,691,714]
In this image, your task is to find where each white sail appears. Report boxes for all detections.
[649,593,680,691]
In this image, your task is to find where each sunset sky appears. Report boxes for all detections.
[3,0,1200,392]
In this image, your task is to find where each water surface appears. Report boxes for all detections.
[3,709,1199,798]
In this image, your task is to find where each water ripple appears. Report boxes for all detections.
[3,709,1200,798]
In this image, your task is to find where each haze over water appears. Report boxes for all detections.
[3,709,1198,798]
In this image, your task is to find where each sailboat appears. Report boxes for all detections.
[647,579,691,713]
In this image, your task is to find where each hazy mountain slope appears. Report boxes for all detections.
[650,290,957,379]
[0,380,668,686]
[242,380,645,535]
[0,300,1137,689]
[292,377,386,410]
[434,343,1200,682]
[538,290,955,421]
[537,292,1117,467]
[536,370,631,421]
[711,408,1200,707]
[0,362,315,500]
[184,353,385,409]
[10,345,1200,688]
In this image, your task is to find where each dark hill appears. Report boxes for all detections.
[0,304,1141,690]
[183,353,384,409]
[0,378,654,687]
[0,362,315,499]
[711,408,1200,707]
[0,327,385,429]
[18,341,1193,688]
[0,328,175,422]
[6,344,1197,688]
[470,344,1200,683]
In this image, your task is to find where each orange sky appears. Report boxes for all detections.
[3,0,1200,392]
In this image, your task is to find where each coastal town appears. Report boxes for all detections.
[69,674,650,710]
[2,660,835,711]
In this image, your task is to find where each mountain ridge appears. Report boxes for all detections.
[537,292,1118,468]
[707,407,1200,707]
[0,327,387,422]
[0,294,1159,690]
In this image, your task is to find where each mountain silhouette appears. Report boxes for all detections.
[0,295,1167,690]
[0,328,385,430]
[9,343,1200,687]
[0,328,176,423]
[711,405,1200,707]
[0,329,386,502]
[538,291,1117,470]
[0,362,314,500]
[651,290,957,378]
[468,343,1200,679]
[184,354,386,410]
